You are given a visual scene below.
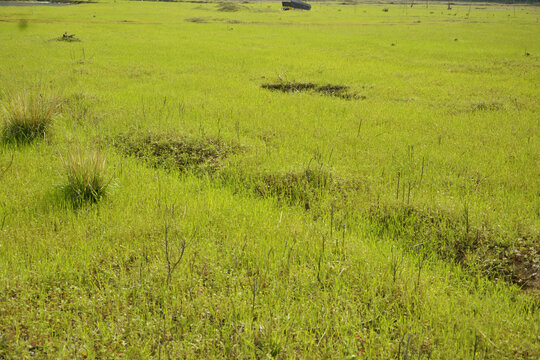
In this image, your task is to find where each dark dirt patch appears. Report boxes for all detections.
[477,240,539,290]
[262,82,317,92]
[261,82,362,100]
[185,17,208,23]
[368,205,539,290]
[52,32,81,42]
[112,133,242,174]
[470,101,504,112]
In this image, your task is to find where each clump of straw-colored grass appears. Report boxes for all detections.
[1,91,60,143]
[62,148,110,204]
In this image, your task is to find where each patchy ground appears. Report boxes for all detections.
[112,133,242,173]
[262,82,362,100]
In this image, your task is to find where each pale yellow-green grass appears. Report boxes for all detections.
[61,146,110,204]
[0,1,538,358]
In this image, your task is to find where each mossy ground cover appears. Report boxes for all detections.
[0,1,539,358]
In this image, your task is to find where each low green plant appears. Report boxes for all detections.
[1,91,59,143]
[61,148,111,204]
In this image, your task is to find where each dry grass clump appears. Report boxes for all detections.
[61,148,110,204]
[1,91,60,143]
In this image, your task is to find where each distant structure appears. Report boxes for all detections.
[282,0,311,10]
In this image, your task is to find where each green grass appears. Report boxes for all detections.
[0,1,539,358]
[1,91,59,143]
[61,146,110,204]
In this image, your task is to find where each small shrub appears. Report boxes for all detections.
[61,148,110,204]
[1,91,59,143]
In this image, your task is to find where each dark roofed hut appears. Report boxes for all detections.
[282,0,311,10]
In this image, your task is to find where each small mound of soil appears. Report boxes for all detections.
[216,2,244,11]
[112,133,241,174]
[261,82,361,100]
[479,240,539,291]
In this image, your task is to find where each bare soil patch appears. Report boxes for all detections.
[262,82,362,100]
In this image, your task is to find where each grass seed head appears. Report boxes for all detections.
[1,91,59,143]
[62,148,110,205]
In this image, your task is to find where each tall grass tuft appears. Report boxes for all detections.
[1,91,60,143]
[62,148,110,204]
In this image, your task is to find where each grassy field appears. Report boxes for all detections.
[0,0,539,358]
